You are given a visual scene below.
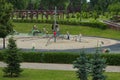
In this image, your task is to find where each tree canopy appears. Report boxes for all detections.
[0,0,13,38]
[4,0,120,13]
[0,0,13,48]
[40,0,69,10]
[108,2,120,15]
[6,0,29,10]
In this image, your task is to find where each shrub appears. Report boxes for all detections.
[0,50,4,61]
[66,15,70,19]
[91,51,106,80]
[71,14,76,18]
[101,54,120,65]
[20,52,43,62]
[3,37,22,77]
[13,19,108,30]
[0,51,120,65]
[76,12,80,19]
[42,52,78,63]
[73,50,89,80]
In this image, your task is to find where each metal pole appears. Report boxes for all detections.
[54,6,57,31]
[54,6,57,42]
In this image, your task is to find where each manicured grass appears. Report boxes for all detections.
[13,22,120,40]
[0,68,120,80]
[0,68,76,80]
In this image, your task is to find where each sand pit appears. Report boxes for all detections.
[0,34,119,51]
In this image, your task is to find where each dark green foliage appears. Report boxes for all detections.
[73,50,89,80]
[20,52,43,62]
[0,0,13,37]
[73,49,107,80]
[40,0,69,10]
[0,51,4,61]
[7,0,29,10]
[27,0,41,10]
[71,14,76,18]
[108,2,120,15]
[0,0,13,48]
[91,50,106,80]
[43,52,78,63]
[20,52,78,63]
[101,54,120,65]
[3,37,22,77]
[0,51,120,65]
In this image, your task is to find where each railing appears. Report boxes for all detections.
[103,20,120,31]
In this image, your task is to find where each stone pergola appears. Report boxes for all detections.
[12,10,65,20]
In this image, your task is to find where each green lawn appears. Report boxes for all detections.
[13,22,120,40]
[0,68,120,80]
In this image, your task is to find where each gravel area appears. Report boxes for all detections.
[0,34,120,53]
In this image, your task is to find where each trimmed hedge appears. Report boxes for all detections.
[0,51,4,61]
[0,51,120,65]
[101,54,120,65]
[13,19,108,30]
[19,52,79,64]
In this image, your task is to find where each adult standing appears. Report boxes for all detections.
[66,31,70,40]
[53,31,57,42]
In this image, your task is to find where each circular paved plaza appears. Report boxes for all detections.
[0,34,120,53]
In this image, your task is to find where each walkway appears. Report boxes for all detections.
[0,62,120,72]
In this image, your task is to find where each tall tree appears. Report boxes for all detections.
[91,49,106,80]
[89,0,120,13]
[27,0,41,10]
[73,50,89,80]
[0,0,13,49]
[108,2,120,15]
[3,37,22,77]
[40,0,69,10]
[6,0,29,10]
[68,0,82,12]
[82,0,88,12]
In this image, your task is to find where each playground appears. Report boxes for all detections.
[1,6,120,53]
[0,33,120,53]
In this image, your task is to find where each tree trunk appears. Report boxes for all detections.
[3,38,5,49]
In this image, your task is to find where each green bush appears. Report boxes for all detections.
[20,52,43,62]
[71,14,76,18]
[0,51,4,61]
[0,51,119,65]
[76,12,80,19]
[66,15,70,19]
[42,52,79,63]
[101,54,120,65]
[13,19,108,30]
[20,52,79,63]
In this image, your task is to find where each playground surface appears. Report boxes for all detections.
[0,33,120,53]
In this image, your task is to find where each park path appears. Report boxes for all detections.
[0,62,120,72]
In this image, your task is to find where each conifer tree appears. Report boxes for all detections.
[0,0,13,49]
[3,37,22,77]
[91,48,106,80]
[73,50,89,80]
